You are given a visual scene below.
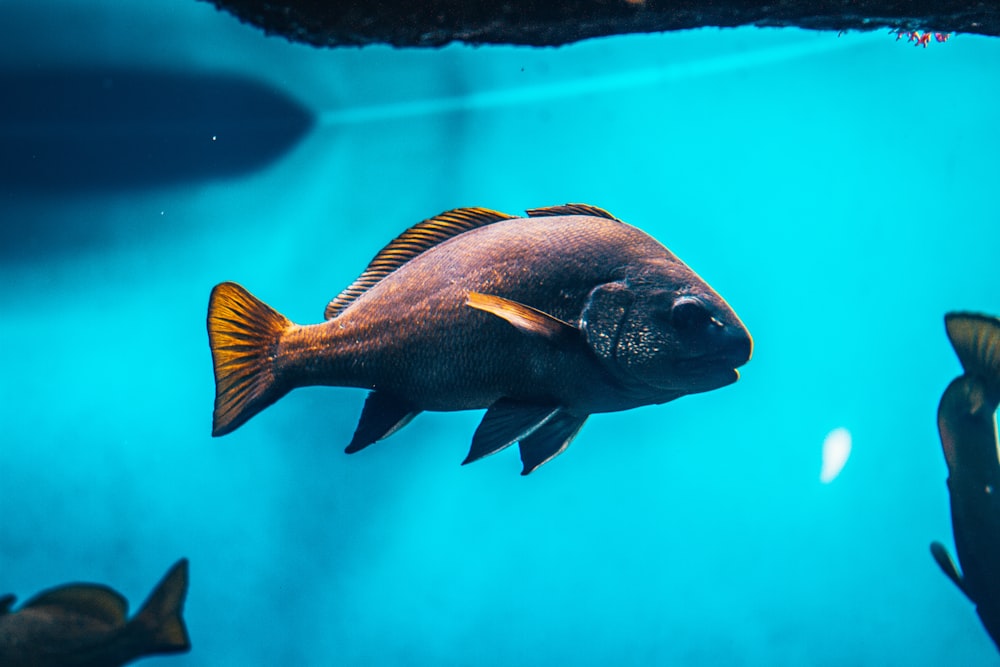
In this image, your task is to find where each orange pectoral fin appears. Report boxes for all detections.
[465,292,576,341]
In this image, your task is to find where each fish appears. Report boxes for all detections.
[0,558,190,666]
[930,312,1000,652]
[207,204,753,474]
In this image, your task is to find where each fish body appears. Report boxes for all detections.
[931,313,1000,652]
[0,559,190,667]
[208,204,752,473]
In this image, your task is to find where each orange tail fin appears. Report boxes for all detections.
[207,282,292,436]
[131,559,191,655]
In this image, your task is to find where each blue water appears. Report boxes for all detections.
[2,2,1000,665]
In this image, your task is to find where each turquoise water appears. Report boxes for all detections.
[2,2,1000,665]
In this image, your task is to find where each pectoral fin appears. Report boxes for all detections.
[346,391,420,453]
[518,410,587,475]
[466,292,576,341]
[0,594,15,614]
[464,399,561,465]
[930,541,971,599]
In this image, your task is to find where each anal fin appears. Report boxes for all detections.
[518,410,587,475]
[464,399,561,465]
[346,391,420,453]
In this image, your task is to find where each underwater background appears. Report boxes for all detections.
[2,1,1000,665]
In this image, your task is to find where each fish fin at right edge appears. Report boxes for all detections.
[346,391,420,453]
[130,559,191,655]
[945,312,1000,399]
[519,411,588,475]
[464,399,560,465]
[930,541,971,600]
[208,282,293,436]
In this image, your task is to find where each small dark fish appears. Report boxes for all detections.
[0,559,190,667]
[931,312,1000,652]
[207,204,752,474]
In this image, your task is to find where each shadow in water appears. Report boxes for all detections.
[0,68,315,193]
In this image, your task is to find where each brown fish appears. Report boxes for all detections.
[0,559,190,667]
[207,204,752,474]
[931,313,1000,652]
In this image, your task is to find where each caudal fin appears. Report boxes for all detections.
[208,281,292,436]
[945,312,1000,400]
[131,559,191,656]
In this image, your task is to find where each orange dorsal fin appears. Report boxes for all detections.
[525,203,620,221]
[325,207,516,319]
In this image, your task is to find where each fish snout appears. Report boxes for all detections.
[671,296,752,369]
[718,320,753,367]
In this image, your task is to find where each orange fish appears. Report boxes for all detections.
[208,204,752,474]
[0,559,190,667]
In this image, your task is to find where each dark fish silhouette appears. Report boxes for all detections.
[208,204,752,474]
[0,68,313,192]
[931,312,1000,652]
[0,559,190,667]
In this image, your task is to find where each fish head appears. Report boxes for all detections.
[581,259,752,396]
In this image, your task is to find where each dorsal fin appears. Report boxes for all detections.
[525,204,620,221]
[325,207,516,320]
[23,585,128,627]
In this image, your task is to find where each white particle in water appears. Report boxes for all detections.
[820,427,852,483]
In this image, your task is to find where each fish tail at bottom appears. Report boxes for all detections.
[208,281,293,436]
[129,559,191,656]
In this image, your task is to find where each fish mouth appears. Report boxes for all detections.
[675,350,749,374]
[667,361,741,392]
[631,355,742,395]
[670,347,749,391]
[676,330,753,374]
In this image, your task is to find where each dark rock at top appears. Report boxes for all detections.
[202,0,1000,47]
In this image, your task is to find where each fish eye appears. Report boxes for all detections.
[671,297,719,331]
